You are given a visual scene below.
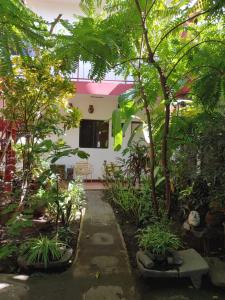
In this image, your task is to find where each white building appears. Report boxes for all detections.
[26,0,140,180]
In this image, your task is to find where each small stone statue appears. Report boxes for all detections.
[188,210,200,227]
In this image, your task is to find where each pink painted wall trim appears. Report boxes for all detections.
[74,81,133,96]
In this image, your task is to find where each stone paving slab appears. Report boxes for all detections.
[0,190,139,300]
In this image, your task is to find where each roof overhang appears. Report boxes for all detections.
[73,81,134,96]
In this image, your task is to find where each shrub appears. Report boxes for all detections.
[67,178,86,211]
[110,181,139,220]
[32,177,85,228]
[53,178,85,227]
[138,223,181,256]
[0,243,18,260]
[108,176,163,224]
[20,236,65,267]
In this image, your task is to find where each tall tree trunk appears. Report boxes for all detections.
[162,103,171,214]
[141,87,159,216]
[156,70,172,215]
[19,134,32,209]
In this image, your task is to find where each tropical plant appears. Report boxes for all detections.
[170,110,225,216]
[20,236,65,267]
[0,243,18,260]
[137,177,156,225]
[6,211,33,237]
[57,227,74,244]
[138,223,181,257]
[110,180,140,220]
[67,179,86,211]
[103,161,123,185]
[56,178,86,227]
[119,142,150,186]
[39,176,86,229]
[107,174,161,224]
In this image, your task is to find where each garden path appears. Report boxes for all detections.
[0,190,139,300]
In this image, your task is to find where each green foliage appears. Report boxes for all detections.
[0,243,18,260]
[29,187,49,212]
[6,212,33,237]
[1,54,84,204]
[168,110,225,220]
[110,181,139,219]
[0,0,50,75]
[112,109,123,151]
[112,89,141,150]
[57,227,74,244]
[107,175,158,224]
[138,223,181,256]
[178,176,210,218]
[39,139,89,164]
[59,179,86,227]
[136,178,155,225]
[20,236,65,267]
[2,55,76,130]
[44,177,86,228]
[67,179,86,211]
[62,0,224,88]
[171,111,225,193]
[119,142,150,185]
[190,40,225,111]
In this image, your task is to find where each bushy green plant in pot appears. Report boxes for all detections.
[138,223,182,264]
[18,236,71,269]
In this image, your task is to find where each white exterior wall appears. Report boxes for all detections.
[56,94,132,179]
[26,0,82,23]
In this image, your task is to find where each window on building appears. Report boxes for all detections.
[79,119,109,148]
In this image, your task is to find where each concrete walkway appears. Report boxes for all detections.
[0,191,138,300]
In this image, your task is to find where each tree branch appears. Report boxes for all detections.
[50,14,63,35]
[145,0,157,20]
[113,56,147,68]
[134,0,154,62]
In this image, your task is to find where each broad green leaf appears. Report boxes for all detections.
[112,109,123,151]
[154,166,160,178]
[155,176,165,187]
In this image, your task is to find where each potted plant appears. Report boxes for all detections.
[138,223,182,267]
[18,236,73,270]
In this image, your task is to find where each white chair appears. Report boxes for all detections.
[73,161,93,181]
